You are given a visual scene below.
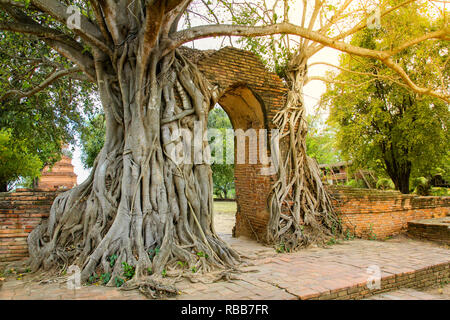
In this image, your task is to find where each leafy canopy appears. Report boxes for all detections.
[0,128,42,190]
[323,4,449,191]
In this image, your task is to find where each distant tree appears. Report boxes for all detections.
[208,106,234,199]
[323,9,449,194]
[80,114,106,169]
[0,129,42,192]
[0,30,96,183]
[306,114,341,165]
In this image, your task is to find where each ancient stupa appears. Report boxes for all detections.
[37,147,77,190]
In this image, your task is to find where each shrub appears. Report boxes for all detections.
[345,179,367,188]
[430,187,450,196]
[412,177,431,196]
[376,178,395,190]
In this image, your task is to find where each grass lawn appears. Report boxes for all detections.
[213,200,236,214]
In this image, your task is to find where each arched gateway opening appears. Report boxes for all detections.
[181,47,288,241]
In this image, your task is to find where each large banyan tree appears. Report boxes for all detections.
[0,0,447,291]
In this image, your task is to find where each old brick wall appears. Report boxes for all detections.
[234,185,450,242]
[0,189,60,262]
[329,186,450,239]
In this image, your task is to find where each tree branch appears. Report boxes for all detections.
[0,21,96,81]
[30,0,112,56]
[0,67,82,102]
[171,22,449,102]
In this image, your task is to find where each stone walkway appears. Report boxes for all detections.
[0,235,449,300]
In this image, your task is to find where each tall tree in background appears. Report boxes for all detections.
[0,29,96,190]
[79,113,106,169]
[208,106,234,199]
[306,114,340,165]
[0,0,447,292]
[323,6,449,194]
[0,129,42,191]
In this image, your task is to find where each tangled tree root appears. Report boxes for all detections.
[26,49,241,293]
[266,52,343,251]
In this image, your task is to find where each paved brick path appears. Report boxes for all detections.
[0,235,448,300]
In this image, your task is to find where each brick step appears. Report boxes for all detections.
[407,217,450,245]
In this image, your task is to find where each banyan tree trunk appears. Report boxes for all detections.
[27,46,239,292]
[266,53,342,251]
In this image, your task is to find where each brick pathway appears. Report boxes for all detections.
[0,235,449,300]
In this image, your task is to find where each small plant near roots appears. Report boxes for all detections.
[148,247,160,259]
[161,269,167,278]
[276,243,289,253]
[100,272,111,285]
[122,262,135,280]
[368,224,377,240]
[109,254,118,268]
[326,237,338,246]
[6,268,16,275]
[88,274,99,285]
[114,277,124,288]
[196,251,208,258]
[191,267,197,273]
[344,229,355,241]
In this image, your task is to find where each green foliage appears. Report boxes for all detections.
[412,177,431,196]
[344,229,355,241]
[223,3,295,79]
[121,262,135,280]
[306,114,341,165]
[100,272,111,285]
[79,113,106,169]
[109,254,117,268]
[276,242,290,253]
[148,246,160,259]
[345,179,367,189]
[87,274,98,284]
[376,178,395,190]
[430,188,449,197]
[0,129,42,191]
[323,5,449,194]
[161,269,167,277]
[367,224,377,241]
[0,30,97,186]
[196,251,208,258]
[114,277,124,287]
[208,106,235,199]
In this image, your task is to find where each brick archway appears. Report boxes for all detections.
[183,46,288,240]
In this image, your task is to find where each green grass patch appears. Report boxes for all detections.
[213,200,236,214]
